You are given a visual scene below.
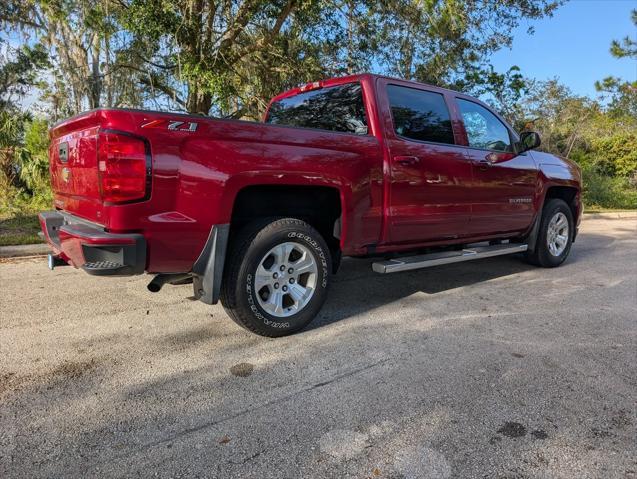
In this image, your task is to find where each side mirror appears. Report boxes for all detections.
[519,131,541,153]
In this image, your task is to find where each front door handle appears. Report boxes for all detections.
[394,155,420,166]
[474,159,492,170]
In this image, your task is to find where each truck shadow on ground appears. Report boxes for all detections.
[307,231,617,331]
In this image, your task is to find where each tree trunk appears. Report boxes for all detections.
[347,0,354,74]
[186,85,213,115]
[89,34,101,109]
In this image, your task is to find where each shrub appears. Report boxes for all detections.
[581,164,637,209]
[19,119,51,202]
[590,133,637,177]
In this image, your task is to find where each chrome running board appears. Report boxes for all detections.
[372,243,528,274]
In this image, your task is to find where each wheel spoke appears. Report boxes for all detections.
[254,265,272,289]
[272,243,294,264]
[292,252,316,275]
[264,290,284,315]
[288,283,311,303]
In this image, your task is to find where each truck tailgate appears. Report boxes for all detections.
[49,112,104,224]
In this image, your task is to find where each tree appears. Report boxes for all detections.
[0,41,49,193]
[610,9,637,59]
[18,118,50,198]
[120,0,312,115]
[594,9,637,120]
[595,76,637,119]
[361,0,562,88]
[1,0,143,118]
[463,65,530,125]
[0,44,48,169]
[0,42,49,111]
[2,0,567,118]
[118,0,565,117]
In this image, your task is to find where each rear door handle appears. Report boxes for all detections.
[394,155,420,166]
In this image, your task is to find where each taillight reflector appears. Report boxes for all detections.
[97,132,149,203]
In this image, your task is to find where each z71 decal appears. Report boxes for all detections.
[141,119,198,132]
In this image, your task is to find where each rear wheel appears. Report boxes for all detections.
[525,198,573,267]
[220,218,331,337]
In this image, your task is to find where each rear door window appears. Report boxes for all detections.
[266,82,368,135]
[386,85,455,145]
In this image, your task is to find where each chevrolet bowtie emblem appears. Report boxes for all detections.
[62,167,71,183]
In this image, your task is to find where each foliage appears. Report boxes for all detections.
[19,119,51,196]
[578,163,637,210]
[1,0,143,119]
[609,9,637,59]
[595,76,637,119]
[0,42,49,110]
[2,0,565,118]
[507,75,637,209]
[595,10,637,119]
[589,134,637,178]
[372,0,562,91]
[0,118,51,215]
[468,65,530,124]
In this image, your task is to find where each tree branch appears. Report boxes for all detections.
[137,74,186,108]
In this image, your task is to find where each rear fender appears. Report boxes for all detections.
[217,172,351,248]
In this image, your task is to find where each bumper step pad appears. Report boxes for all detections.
[82,260,130,275]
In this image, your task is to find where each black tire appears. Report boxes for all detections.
[220,218,331,337]
[525,198,574,267]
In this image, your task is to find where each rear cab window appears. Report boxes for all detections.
[265,82,368,135]
[386,84,455,145]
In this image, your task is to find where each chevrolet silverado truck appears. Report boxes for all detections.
[40,73,582,337]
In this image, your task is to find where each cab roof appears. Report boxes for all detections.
[268,73,462,104]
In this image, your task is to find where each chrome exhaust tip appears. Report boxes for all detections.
[47,254,68,270]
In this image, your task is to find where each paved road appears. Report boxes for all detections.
[1,218,635,479]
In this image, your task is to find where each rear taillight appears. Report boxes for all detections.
[97,132,150,204]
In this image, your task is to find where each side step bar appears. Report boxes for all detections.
[372,243,528,274]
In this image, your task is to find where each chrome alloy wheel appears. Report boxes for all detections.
[546,212,569,257]
[254,242,318,318]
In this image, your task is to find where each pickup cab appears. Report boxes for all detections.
[40,73,582,336]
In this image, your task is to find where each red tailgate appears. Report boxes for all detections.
[49,112,105,224]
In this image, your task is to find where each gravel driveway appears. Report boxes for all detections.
[1,217,635,478]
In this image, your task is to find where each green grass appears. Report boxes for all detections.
[0,213,44,246]
[584,207,636,213]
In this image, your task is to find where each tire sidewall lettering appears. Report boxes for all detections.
[287,232,328,287]
[246,273,290,329]
[243,229,329,329]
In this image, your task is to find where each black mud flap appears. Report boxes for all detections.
[191,224,230,305]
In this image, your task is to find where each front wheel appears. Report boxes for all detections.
[525,198,574,267]
[220,218,331,337]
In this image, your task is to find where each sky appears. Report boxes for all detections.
[491,0,637,98]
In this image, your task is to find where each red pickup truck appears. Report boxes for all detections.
[40,73,582,336]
